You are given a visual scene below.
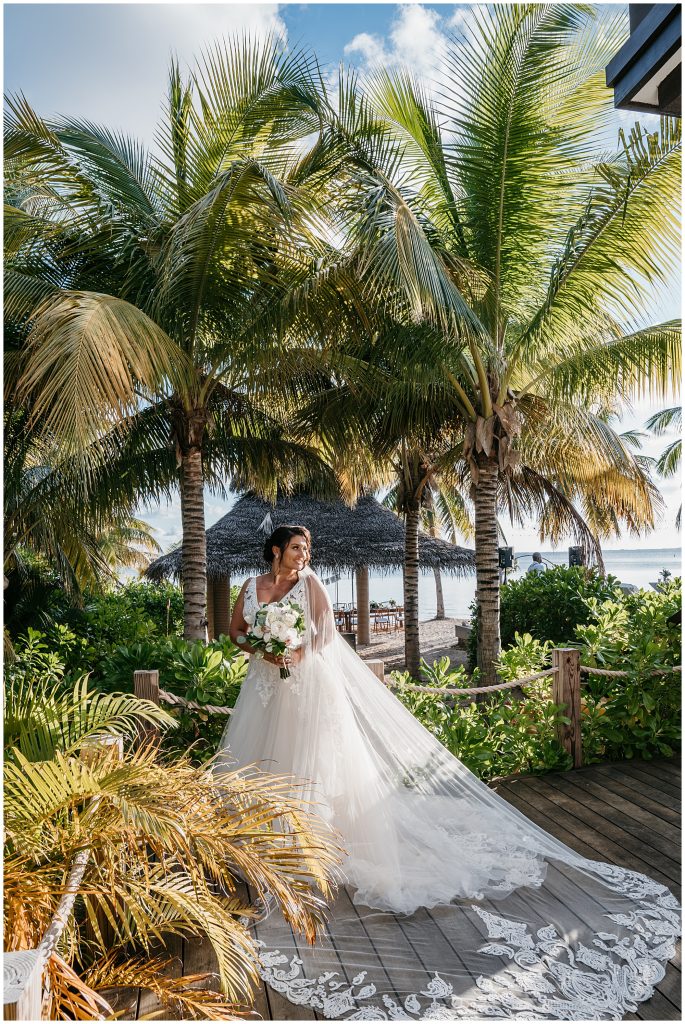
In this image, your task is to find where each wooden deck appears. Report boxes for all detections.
[108,757,681,1021]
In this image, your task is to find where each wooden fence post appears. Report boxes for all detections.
[214,577,231,638]
[3,951,43,1021]
[366,659,385,682]
[134,669,160,747]
[552,648,582,769]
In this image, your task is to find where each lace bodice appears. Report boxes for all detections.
[244,575,307,707]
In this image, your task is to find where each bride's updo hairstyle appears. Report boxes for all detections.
[263,525,312,565]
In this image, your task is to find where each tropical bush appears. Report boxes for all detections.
[392,651,572,782]
[578,577,681,764]
[4,674,339,1020]
[102,635,248,760]
[467,566,623,669]
[9,624,248,763]
[407,578,681,777]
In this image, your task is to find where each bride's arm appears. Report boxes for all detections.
[228,581,253,655]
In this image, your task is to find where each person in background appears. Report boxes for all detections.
[527,552,546,574]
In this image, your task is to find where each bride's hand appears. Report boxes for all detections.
[262,652,286,667]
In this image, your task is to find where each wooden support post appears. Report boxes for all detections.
[214,577,231,638]
[552,648,582,769]
[134,669,161,747]
[356,565,370,645]
[206,580,215,641]
[366,659,385,682]
[3,950,43,1021]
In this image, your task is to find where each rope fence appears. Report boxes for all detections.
[384,667,556,696]
[579,664,681,678]
[143,659,682,718]
[134,652,682,777]
[158,688,233,716]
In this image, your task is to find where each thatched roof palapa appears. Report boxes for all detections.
[146,493,475,582]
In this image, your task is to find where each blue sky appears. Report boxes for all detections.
[4,3,681,553]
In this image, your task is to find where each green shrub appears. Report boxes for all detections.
[578,577,681,763]
[392,654,571,781]
[100,634,247,761]
[467,566,622,670]
[10,624,248,764]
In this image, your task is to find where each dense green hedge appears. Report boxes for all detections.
[398,577,681,780]
[6,576,245,762]
[467,566,623,670]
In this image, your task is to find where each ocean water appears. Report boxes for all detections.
[320,548,682,620]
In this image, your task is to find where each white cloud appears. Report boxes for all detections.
[9,5,286,144]
[344,4,449,91]
[344,32,388,67]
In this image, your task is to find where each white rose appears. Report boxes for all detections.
[284,628,298,647]
[251,624,264,638]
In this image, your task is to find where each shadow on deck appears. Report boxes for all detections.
[109,757,681,1021]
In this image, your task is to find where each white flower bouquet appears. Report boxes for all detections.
[240,599,306,678]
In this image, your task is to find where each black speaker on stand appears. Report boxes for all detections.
[569,546,585,567]
[498,546,514,583]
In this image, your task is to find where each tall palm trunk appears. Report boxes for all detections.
[429,523,445,619]
[432,566,445,619]
[404,507,421,679]
[472,456,500,685]
[178,411,208,641]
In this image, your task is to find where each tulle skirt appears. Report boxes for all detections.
[215,640,680,1020]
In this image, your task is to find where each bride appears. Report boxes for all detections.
[215,525,680,1020]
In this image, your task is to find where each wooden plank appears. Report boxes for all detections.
[541,773,680,857]
[136,932,183,1020]
[634,986,681,1021]
[231,882,271,1022]
[247,883,317,1021]
[617,762,681,799]
[496,781,679,892]
[347,895,425,1003]
[97,986,139,1020]
[522,776,681,884]
[556,774,681,842]
[630,758,681,786]
[585,766,681,825]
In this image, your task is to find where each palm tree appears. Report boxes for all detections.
[647,406,682,528]
[6,37,339,640]
[96,517,162,572]
[384,462,474,622]
[316,6,681,681]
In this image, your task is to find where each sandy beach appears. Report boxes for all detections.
[356,617,469,673]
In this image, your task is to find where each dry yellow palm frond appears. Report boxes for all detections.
[5,737,342,1004]
[3,855,59,952]
[45,953,114,1021]
[84,953,247,1021]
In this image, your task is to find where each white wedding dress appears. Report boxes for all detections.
[215,568,680,1020]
